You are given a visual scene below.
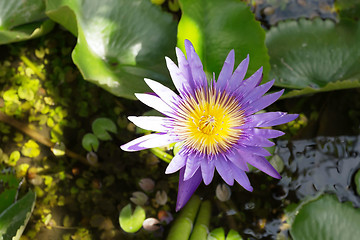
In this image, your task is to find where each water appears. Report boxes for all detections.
[242,135,360,239]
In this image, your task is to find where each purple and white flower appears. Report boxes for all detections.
[121,40,298,211]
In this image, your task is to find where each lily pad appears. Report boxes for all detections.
[0,0,54,44]
[46,0,177,99]
[119,204,146,233]
[82,133,99,152]
[0,190,36,240]
[177,0,270,81]
[266,18,360,97]
[290,195,360,240]
[92,118,117,141]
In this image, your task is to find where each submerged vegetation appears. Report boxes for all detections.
[0,0,360,239]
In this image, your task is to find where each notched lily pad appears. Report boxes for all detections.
[119,204,146,233]
[82,133,99,152]
[91,118,117,141]
[266,18,360,97]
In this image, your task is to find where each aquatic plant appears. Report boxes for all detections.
[121,40,298,210]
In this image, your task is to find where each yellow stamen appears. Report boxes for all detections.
[174,87,245,155]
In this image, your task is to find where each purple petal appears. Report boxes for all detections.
[144,78,179,106]
[235,67,263,98]
[243,90,284,115]
[214,154,234,186]
[228,161,253,191]
[225,149,249,171]
[262,114,299,127]
[251,128,285,139]
[217,50,235,89]
[241,80,275,105]
[184,153,201,181]
[165,151,187,174]
[184,39,207,89]
[229,55,249,89]
[165,56,189,94]
[247,155,281,179]
[176,47,191,84]
[242,112,296,129]
[176,167,202,211]
[240,130,275,147]
[120,133,179,152]
[135,93,176,118]
[128,116,170,132]
[235,144,271,157]
[201,157,215,185]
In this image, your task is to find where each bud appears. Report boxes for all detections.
[139,178,155,192]
[142,218,160,231]
[155,190,168,205]
[216,183,231,202]
[130,191,148,206]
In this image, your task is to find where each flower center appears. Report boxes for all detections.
[174,87,245,155]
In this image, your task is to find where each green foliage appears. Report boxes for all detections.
[0,190,36,240]
[0,0,54,44]
[167,195,201,240]
[208,228,225,240]
[81,133,99,152]
[266,18,360,98]
[119,204,146,233]
[92,118,117,141]
[208,228,242,240]
[177,0,270,81]
[46,0,177,99]
[289,195,360,240]
[21,140,40,158]
[355,169,360,196]
[0,174,20,213]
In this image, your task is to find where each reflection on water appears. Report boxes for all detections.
[251,0,336,27]
[239,135,360,240]
[278,136,360,206]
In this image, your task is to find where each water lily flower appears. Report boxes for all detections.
[121,40,298,211]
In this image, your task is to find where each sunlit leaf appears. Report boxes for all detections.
[0,0,54,44]
[46,0,177,99]
[119,204,146,233]
[226,229,243,240]
[290,195,360,240]
[21,140,40,158]
[208,227,225,240]
[266,18,360,97]
[178,0,269,81]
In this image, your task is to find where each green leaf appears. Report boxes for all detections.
[226,229,242,240]
[0,190,36,240]
[266,18,360,97]
[177,0,269,81]
[0,0,54,44]
[46,0,177,99]
[335,0,360,20]
[82,133,99,152]
[0,190,17,214]
[119,204,146,233]
[290,195,360,240]
[91,118,117,141]
[21,140,40,158]
[208,227,225,240]
[355,169,360,196]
